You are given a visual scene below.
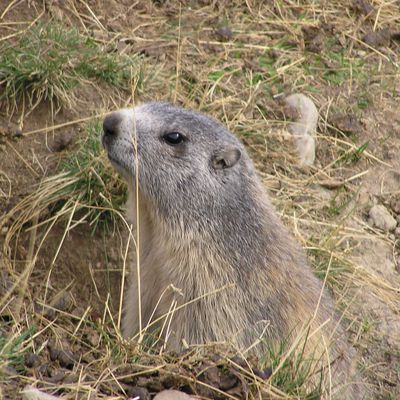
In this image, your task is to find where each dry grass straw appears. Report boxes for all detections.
[1,0,400,398]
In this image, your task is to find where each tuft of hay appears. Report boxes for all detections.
[1,0,399,398]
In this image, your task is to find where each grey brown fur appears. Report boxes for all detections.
[102,102,366,398]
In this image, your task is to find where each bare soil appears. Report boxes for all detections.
[1,1,400,399]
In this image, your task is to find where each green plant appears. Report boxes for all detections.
[327,187,353,217]
[308,248,351,287]
[336,141,369,165]
[4,119,127,236]
[362,317,371,333]
[0,23,139,108]
[57,120,127,231]
[259,337,322,398]
[304,50,366,87]
[357,99,369,109]
[0,326,36,374]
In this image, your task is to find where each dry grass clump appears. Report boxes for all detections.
[0,21,141,113]
[0,277,327,399]
[1,120,126,255]
[0,0,400,398]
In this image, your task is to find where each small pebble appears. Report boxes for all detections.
[137,376,163,392]
[14,127,23,137]
[37,363,54,378]
[125,386,150,400]
[47,370,66,383]
[386,148,397,159]
[25,352,40,368]
[154,390,196,400]
[219,370,238,390]
[57,349,75,369]
[0,365,18,376]
[22,385,60,400]
[42,291,74,319]
[369,204,397,232]
[50,291,74,313]
[396,257,400,273]
[47,345,75,369]
[215,26,233,41]
[63,373,79,384]
[229,356,247,368]
[48,345,59,362]
[85,330,100,347]
[351,0,375,16]
[362,28,391,48]
[390,198,400,214]
[49,132,73,152]
[252,366,272,380]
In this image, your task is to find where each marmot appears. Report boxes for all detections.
[102,101,366,399]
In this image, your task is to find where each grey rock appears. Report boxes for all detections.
[369,204,397,232]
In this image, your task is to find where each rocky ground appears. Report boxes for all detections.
[0,0,399,399]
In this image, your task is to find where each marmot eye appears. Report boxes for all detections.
[163,132,184,145]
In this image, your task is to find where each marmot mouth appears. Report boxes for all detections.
[101,132,115,150]
[106,155,132,181]
[107,154,123,168]
[102,134,126,169]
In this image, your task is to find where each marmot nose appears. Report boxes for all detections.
[103,112,122,137]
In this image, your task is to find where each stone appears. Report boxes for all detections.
[369,205,397,232]
[154,390,198,400]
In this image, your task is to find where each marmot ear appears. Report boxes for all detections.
[211,147,241,170]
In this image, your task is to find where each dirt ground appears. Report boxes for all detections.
[1,1,400,399]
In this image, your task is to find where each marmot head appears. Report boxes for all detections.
[102,102,258,227]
